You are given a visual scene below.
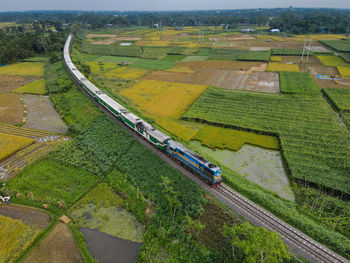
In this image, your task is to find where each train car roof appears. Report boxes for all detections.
[98,94,125,111]
[148,128,171,143]
[167,140,220,170]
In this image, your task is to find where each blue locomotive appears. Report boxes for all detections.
[167,140,222,186]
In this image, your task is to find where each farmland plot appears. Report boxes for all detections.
[0,123,68,180]
[244,72,280,93]
[0,93,24,125]
[184,87,350,195]
[323,88,350,111]
[0,62,44,76]
[0,75,40,93]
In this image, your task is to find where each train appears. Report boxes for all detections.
[63,34,222,186]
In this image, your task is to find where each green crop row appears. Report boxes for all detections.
[131,55,185,70]
[238,51,271,62]
[279,72,320,94]
[271,48,306,56]
[184,87,350,195]
[320,39,350,52]
[323,88,350,111]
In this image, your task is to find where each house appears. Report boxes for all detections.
[270,29,280,33]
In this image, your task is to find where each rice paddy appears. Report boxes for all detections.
[0,133,35,160]
[105,66,147,79]
[13,79,46,95]
[337,66,350,78]
[317,55,349,67]
[266,63,300,72]
[120,79,208,118]
[0,62,44,76]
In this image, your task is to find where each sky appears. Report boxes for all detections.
[0,0,349,12]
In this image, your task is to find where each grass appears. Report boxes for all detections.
[238,51,270,62]
[184,87,350,195]
[279,72,320,94]
[194,125,279,151]
[13,79,46,95]
[120,79,208,119]
[0,215,39,263]
[317,55,349,67]
[105,66,147,79]
[8,158,97,208]
[323,88,350,111]
[134,55,185,70]
[337,66,350,78]
[0,62,44,76]
[50,87,101,130]
[0,133,35,160]
[266,63,300,72]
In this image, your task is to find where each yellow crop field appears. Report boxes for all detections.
[256,35,286,42]
[266,63,300,72]
[120,79,208,118]
[165,66,194,73]
[194,125,279,151]
[13,79,46,95]
[0,62,44,76]
[86,61,118,74]
[0,215,39,263]
[0,22,17,28]
[135,40,171,47]
[317,56,349,67]
[0,133,35,160]
[154,117,201,141]
[291,34,347,41]
[270,56,282,62]
[337,66,350,78]
[105,67,147,79]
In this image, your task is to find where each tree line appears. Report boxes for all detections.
[0,8,349,33]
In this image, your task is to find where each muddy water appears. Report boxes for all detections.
[80,227,142,263]
[190,141,295,202]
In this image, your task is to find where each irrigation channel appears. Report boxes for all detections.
[64,49,349,263]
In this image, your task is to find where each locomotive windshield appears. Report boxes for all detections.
[208,163,216,168]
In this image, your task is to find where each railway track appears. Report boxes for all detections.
[215,184,349,263]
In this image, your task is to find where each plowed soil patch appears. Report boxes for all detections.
[0,205,51,230]
[143,61,264,89]
[0,75,40,93]
[24,223,84,263]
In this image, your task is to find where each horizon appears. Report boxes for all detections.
[0,0,349,12]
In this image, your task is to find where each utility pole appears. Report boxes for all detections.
[300,37,312,65]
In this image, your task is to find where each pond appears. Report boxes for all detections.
[190,141,295,201]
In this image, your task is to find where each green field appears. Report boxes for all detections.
[131,55,185,70]
[279,72,320,94]
[82,42,142,57]
[209,48,241,61]
[271,48,305,56]
[317,55,349,67]
[13,79,46,95]
[8,158,97,208]
[238,51,270,62]
[320,39,350,52]
[323,88,350,111]
[184,87,350,195]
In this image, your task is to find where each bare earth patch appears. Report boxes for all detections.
[309,66,338,76]
[24,223,84,263]
[0,75,40,93]
[143,61,265,90]
[23,95,68,134]
[0,93,23,125]
[245,72,280,93]
[0,205,51,231]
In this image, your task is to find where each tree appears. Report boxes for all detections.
[223,222,290,263]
